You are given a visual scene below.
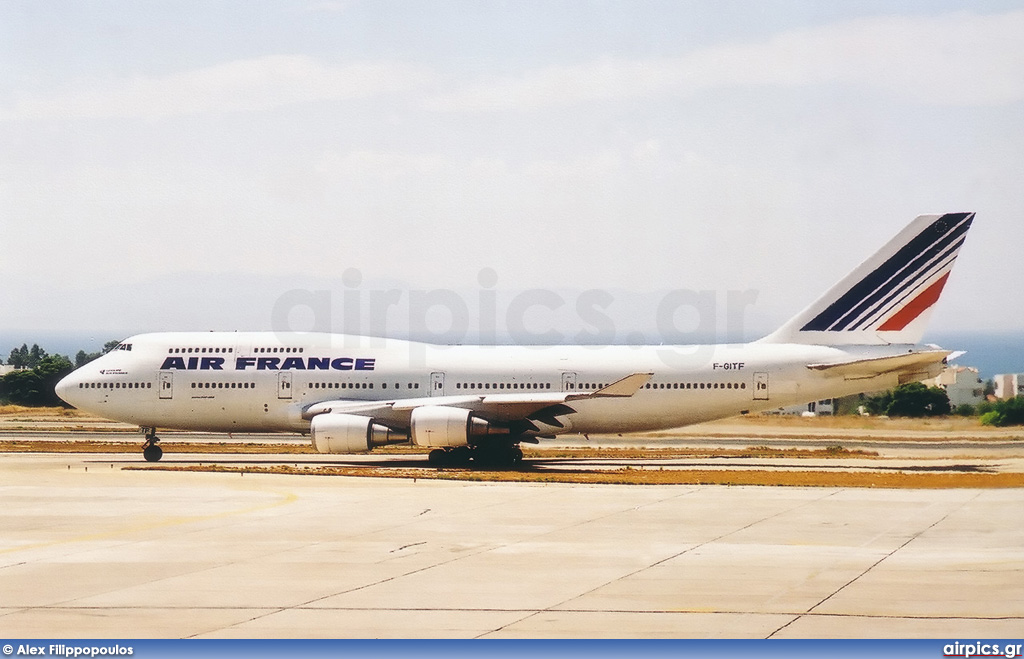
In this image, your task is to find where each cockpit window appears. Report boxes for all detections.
[115,343,133,351]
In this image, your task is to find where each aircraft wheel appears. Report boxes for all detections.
[471,446,495,467]
[143,444,163,462]
[427,449,447,466]
[450,446,472,465]
[472,445,521,468]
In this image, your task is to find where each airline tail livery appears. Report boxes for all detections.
[56,212,975,465]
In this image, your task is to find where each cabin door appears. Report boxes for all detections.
[278,371,293,399]
[753,372,769,400]
[430,372,445,397]
[158,371,173,399]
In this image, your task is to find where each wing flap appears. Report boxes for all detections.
[302,399,395,420]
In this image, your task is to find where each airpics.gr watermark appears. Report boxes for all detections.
[944,642,1024,658]
[269,267,760,367]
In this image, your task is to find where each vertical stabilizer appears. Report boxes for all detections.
[760,212,974,346]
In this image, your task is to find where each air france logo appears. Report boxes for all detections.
[159,356,376,371]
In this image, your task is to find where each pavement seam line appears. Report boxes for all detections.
[766,490,982,639]
[476,487,838,638]
[197,485,600,637]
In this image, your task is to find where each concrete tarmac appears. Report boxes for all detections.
[1,450,1022,638]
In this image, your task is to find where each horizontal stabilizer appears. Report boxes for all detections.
[946,350,967,362]
[807,350,949,380]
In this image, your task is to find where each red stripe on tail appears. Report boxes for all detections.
[877,273,950,332]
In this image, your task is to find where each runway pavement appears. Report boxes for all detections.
[1,449,1022,638]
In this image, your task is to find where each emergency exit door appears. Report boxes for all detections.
[278,371,293,399]
[158,371,173,399]
[753,372,769,400]
[430,372,445,396]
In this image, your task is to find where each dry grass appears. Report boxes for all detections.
[0,405,85,417]
[521,445,879,459]
[0,440,314,454]
[0,439,876,459]
[127,463,1024,489]
[709,414,983,430]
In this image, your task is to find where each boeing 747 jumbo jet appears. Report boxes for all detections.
[57,212,974,465]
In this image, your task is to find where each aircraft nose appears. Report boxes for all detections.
[55,371,82,407]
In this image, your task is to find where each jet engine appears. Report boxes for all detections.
[311,413,404,454]
[410,406,508,448]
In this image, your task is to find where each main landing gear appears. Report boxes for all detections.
[141,427,163,462]
[427,443,524,468]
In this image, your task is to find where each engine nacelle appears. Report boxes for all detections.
[311,414,404,454]
[410,406,506,448]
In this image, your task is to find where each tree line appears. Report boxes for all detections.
[858,381,1023,426]
[1,341,119,407]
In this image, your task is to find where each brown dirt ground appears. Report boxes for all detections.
[126,463,1024,489]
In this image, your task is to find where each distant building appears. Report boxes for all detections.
[993,373,1024,400]
[925,365,985,408]
[765,399,835,416]
[0,364,27,376]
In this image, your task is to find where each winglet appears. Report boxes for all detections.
[569,373,653,400]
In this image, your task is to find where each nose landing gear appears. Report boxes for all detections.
[141,428,163,462]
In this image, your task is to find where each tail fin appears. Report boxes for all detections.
[760,212,975,346]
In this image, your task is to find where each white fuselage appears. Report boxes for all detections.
[56,331,918,436]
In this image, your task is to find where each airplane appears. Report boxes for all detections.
[56,212,974,466]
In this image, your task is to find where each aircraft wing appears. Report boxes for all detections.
[807,350,950,380]
[302,372,653,426]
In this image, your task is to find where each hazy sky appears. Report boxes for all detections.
[2,1,1023,348]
